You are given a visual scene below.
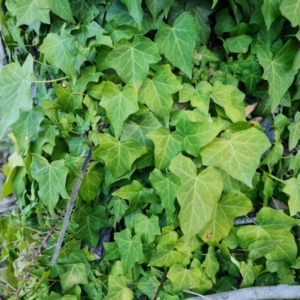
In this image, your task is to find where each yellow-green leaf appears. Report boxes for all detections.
[169,154,223,239]
[200,128,270,187]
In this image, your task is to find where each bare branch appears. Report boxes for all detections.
[186,285,300,300]
[49,146,92,266]
[30,226,56,260]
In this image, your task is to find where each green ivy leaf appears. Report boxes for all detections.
[225,35,252,53]
[155,12,198,78]
[15,0,50,26]
[12,106,44,150]
[0,55,33,139]
[49,0,75,23]
[139,65,182,124]
[210,81,245,123]
[40,27,79,81]
[114,228,144,274]
[100,82,139,138]
[75,66,102,93]
[30,154,69,213]
[257,40,297,111]
[149,169,180,225]
[238,208,299,264]
[179,82,212,115]
[288,111,300,151]
[176,115,223,157]
[113,180,158,214]
[74,10,102,45]
[280,0,300,27]
[167,263,212,293]
[240,58,262,94]
[121,0,143,28]
[146,128,183,170]
[145,0,174,21]
[60,263,88,292]
[133,214,161,244]
[106,35,161,85]
[188,0,214,45]
[79,163,104,203]
[283,174,300,216]
[200,128,271,187]
[74,205,111,247]
[53,82,82,112]
[200,190,252,245]
[261,0,281,29]
[93,134,146,178]
[121,112,162,147]
[248,240,279,261]
[169,154,223,239]
[106,1,136,27]
[202,247,219,284]
[106,275,133,300]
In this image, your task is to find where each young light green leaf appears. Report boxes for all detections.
[210,81,245,123]
[167,263,212,293]
[149,169,180,225]
[113,180,158,214]
[121,0,143,27]
[146,128,183,170]
[248,240,279,261]
[114,228,144,274]
[240,260,255,288]
[49,0,75,23]
[93,134,146,178]
[2,153,24,198]
[75,66,102,93]
[30,154,69,213]
[60,263,88,292]
[200,128,271,187]
[261,0,281,29]
[106,35,160,85]
[280,0,300,27]
[283,174,300,216]
[202,247,219,284]
[155,12,198,78]
[179,82,212,115]
[12,106,44,150]
[133,214,161,244]
[139,65,182,124]
[200,190,252,245]
[15,0,50,26]
[79,163,104,203]
[40,28,79,81]
[149,244,185,267]
[225,35,252,53]
[106,275,133,300]
[257,41,297,111]
[74,205,111,247]
[0,55,33,139]
[176,115,223,157]
[169,154,223,239]
[288,111,300,151]
[100,82,139,138]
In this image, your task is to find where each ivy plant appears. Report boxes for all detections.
[1,0,300,299]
